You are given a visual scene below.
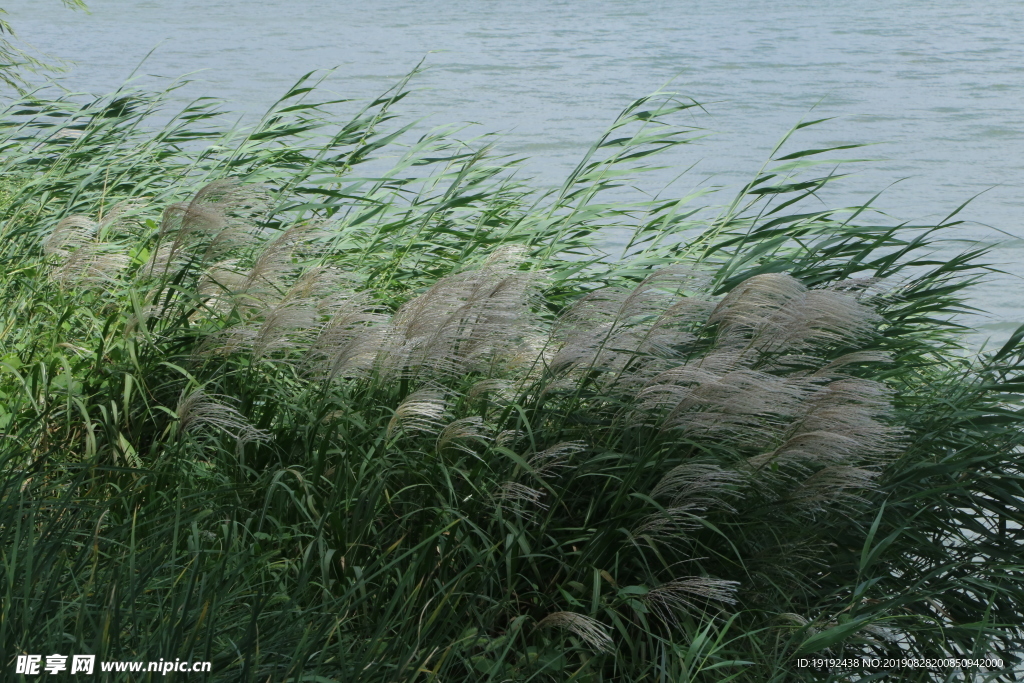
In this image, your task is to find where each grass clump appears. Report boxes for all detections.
[1,73,1023,682]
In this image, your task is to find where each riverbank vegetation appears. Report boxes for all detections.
[2,72,1023,681]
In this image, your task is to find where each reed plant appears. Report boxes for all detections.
[1,73,1022,682]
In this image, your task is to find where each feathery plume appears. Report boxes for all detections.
[51,246,130,287]
[496,429,525,448]
[549,268,708,383]
[175,389,270,445]
[535,612,613,653]
[387,387,449,438]
[634,458,741,544]
[378,250,540,380]
[527,441,585,478]
[43,214,131,287]
[492,481,548,511]
[305,291,389,381]
[637,364,811,448]
[240,224,321,301]
[788,465,879,509]
[468,378,514,401]
[159,179,267,248]
[147,180,269,278]
[197,260,251,316]
[747,379,894,470]
[43,215,96,259]
[643,577,739,624]
[650,462,743,510]
[222,298,321,358]
[633,505,706,539]
[436,416,490,453]
[709,273,879,353]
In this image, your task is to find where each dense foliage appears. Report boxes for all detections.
[1,73,1023,681]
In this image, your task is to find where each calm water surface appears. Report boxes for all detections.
[8,0,1024,344]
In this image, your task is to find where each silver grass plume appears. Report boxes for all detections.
[632,506,707,540]
[643,577,739,625]
[378,247,540,380]
[51,246,130,288]
[95,200,147,238]
[175,388,270,446]
[787,465,879,510]
[549,268,710,385]
[239,224,322,303]
[200,241,337,358]
[634,462,741,540]
[495,428,526,448]
[637,362,813,448]
[650,462,743,511]
[492,481,548,512]
[43,215,94,261]
[139,242,185,281]
[492,442,584,518]
[386,387,449,438]
[632,273,891,450]
[305,289,389,381]
[747,378,894,471]
[776,612,811,628]
[467,378,515,404]
[210,297,321,359]
[613,269,896,513]
[43,200,144,261]
[196,260,251,317]
[709,273,880,353]
[535,612,613,653]
[142,180,267,280]
[157,179,268,263]
[43,212,132,288]
[527,441,585,479]
[195,223,322,318]
[436,416,490,454]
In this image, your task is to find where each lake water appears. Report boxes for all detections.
[7,0,1024,346]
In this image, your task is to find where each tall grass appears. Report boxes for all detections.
[1,73,1023,682]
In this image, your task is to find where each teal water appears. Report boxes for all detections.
[8,0,1024,344]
